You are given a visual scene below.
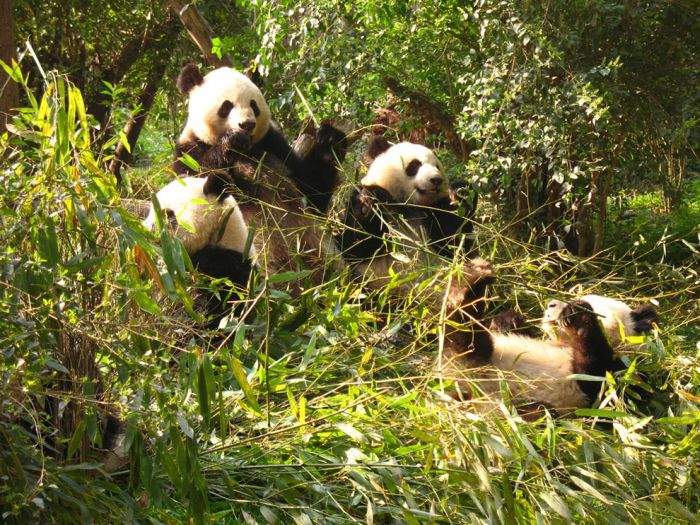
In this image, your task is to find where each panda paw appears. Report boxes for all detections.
[222,130,253,152]
[316,122,347,147]
[468,257,494,281]
[561,300,596,333]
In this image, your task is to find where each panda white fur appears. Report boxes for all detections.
[542,294,658,345]
[143,175,251,258]
[144,174,255,325]
[339,136,476,291]
[441,261,622,415]
[169,64,346,295]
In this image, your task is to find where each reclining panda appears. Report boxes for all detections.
[441,262,657,415]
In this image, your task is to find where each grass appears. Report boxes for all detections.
[0,72,699,525]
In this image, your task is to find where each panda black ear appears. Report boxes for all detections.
[177,63,204,94]
[366,135,392,159]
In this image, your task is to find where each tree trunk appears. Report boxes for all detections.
[108,17,181,182]
[108,59,170,182]
[0,0,18,134]
[88,12,180,145]
[170,0,233,67]
[593,166,613,254]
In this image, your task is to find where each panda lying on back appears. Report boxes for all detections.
[441,262,647,414]
[339,136,476,290]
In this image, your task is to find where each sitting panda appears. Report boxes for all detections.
[167,64,345,295]
[542,294,658,346]
[173,63,347,213]
[441,261,630,414]
[143,174,254,326]
[338,136,476,291]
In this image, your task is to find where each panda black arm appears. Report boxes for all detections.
[338,187,387,261]
[293,123,348,213]
[174,137,241,175]
[426,182,478,258]
[560,300,617,404]
[253,123,302,169]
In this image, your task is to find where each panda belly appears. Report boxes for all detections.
[482,334,589,411]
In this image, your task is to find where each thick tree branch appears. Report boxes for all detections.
[169,0,232,67]
[0,0,18,134]
[383,76,477,162]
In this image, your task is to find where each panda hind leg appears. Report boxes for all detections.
[190,247,254,326]
[295,122,348,213]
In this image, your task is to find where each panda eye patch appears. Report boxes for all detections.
[405,159,422,178]
[217,100,234,118]
[250,100,260,117]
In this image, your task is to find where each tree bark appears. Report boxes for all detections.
[383,76,477,162]
[108,17,181,182]
[0,0,19,134]
[169,0,233,67]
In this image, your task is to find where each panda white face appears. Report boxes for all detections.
[542,294,635,344]
[182,67,271,147]
[361,142,448,205]
[144,177,249,256]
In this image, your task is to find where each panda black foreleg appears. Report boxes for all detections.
[283,122,348,213]
[561,300,616,404]
[174,136,245,176]
[427,183,478,258]
[190,247,254,327]
[338,188,388,261]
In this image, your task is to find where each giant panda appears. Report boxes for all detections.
[143,173,254,326]
[173,64,347,213]
[441,261,626,414]
[168,64,345,294]
[542,294,658,346]
[338,136,476,292]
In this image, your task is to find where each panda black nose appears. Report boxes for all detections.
[430,176,443,187]
[239,120,256,133]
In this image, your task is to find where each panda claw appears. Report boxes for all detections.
[560,300,595,332]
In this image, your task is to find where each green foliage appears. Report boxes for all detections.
[1,69,699,524]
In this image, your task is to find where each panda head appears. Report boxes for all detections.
[542,294,658,344]
[360,136,448,206]
[144,174,249,256]
[177,64,271,147]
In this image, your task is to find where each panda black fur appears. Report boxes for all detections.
[169,64,345,294]
[173,64,347,213]
[143,174,254,325]
[339,136,476,290]
[442,262,623,414]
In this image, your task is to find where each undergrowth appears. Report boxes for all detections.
[1,72,699,525]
